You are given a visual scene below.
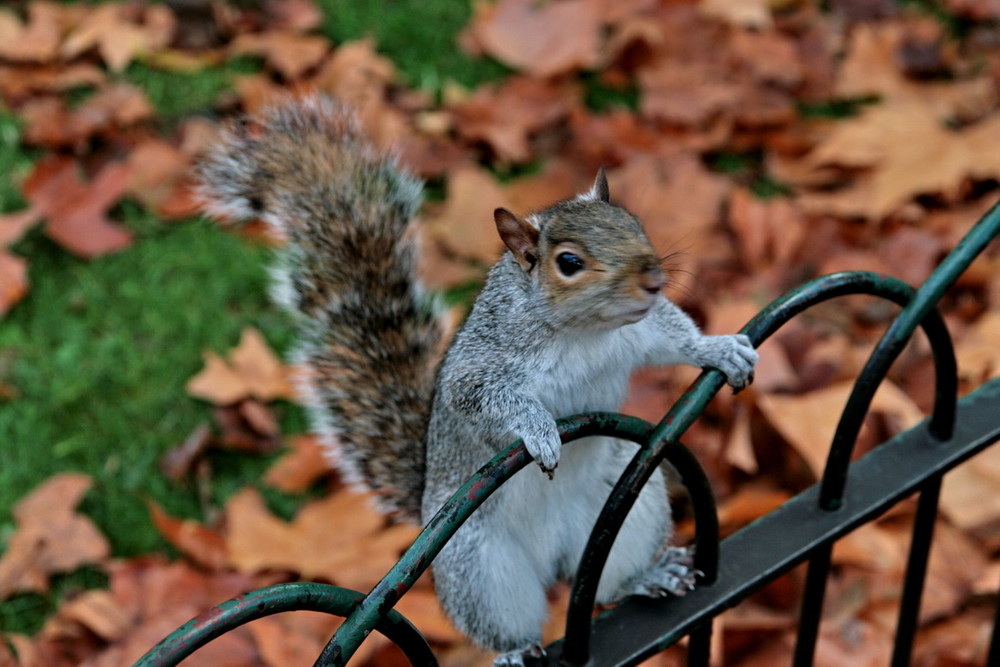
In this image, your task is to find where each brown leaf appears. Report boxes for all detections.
[945,0,1000,19]
[0,251,29,317]
[940,441,1000,529]
[57,590,133,642]
[12,157,133,258]
[954,309,1000,384]
[464,0,602,78]
[264,0,323,32]
[61,3,176,72]
[638,60,740,127]
[717,485,791,530]
[229,327,294,402]
[147,500,229,571]
[0,3,62,63]
[700,0,772,28]
[224,487,420,590]
[230,31,329,80]
[727,188,806,271]
[0,63,105,102]
[126,139,198,219]
[264,434,331,493]
[426,166,509,264]
[0,474,110,600]
[313,39,407,148]
[186,351,250,405]
[186,329,292,406]
[796,106,1000,219]
[756,380,924,478]
[160,423,213,482]
[449,76,578,163]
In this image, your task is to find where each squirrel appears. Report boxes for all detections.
[197,96,758,667]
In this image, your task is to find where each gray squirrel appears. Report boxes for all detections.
[198,96,758,666]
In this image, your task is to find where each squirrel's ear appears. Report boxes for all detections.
[592,166,610,203]
[495,208,540,272]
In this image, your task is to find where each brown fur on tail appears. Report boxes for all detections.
[197,97,441,521]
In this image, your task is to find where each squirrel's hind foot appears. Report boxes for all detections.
[493,643,545,667]
[629,546,700,598]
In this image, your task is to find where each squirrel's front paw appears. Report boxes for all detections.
[697,334,758,392]
[520,421,561,478]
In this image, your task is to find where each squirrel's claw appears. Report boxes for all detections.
[697,333,758,392]
[519,420,562,477]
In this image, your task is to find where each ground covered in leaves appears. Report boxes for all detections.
[3,0,1000,665]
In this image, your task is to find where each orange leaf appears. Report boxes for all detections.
[229,327,294,402]
[186,351,251,405]
[146,500,229,571]
[264,434,331,493]
[0,251,29,317]
[0,474,110,600]
[465,0,602,78]
[224,487,420,590]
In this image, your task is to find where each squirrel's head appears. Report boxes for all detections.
[495,168,665,330]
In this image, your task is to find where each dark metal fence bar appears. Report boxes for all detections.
[890,476,942,667]
[687,623,712,667]
[791,544,832,667]
[541,376,1000,666]
[988,576,1000,666]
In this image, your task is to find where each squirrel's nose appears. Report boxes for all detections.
[640,268,665,295]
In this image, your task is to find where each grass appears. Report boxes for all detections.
[315,0,509,95]
[1,0,512,636]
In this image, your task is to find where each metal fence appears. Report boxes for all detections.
[135,199,1000,667]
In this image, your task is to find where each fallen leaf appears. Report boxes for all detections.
[0,3,62,63]
[229,328,294,402]
[57,590,133,642]
[230,31,329,80]
[426,166,509,264]
[186,351,249,405]
[699,0,772,29]
[940,443,1000,529]
[954,309,1000,384]
[796,106,1000,219]
[10,156,133,258]
[224,487,420,590]
[264,0,323,32]
[61,3,176,72]
[126,139,199,219]
[0,474,110,600]
[185,328,293,405]
[0,252,29,317]
[756,380,924,478]
[464,0,602,78]
[264,434,331,493]
[449,76,578,163]
[147,500,229,571]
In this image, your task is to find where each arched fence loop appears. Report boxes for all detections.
[134,198,1000,667]
[132,583,437,667]
[560,271,959,666]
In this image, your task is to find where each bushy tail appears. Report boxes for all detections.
[197,97,441,521]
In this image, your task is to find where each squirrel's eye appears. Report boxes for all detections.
[556,252,585,277]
